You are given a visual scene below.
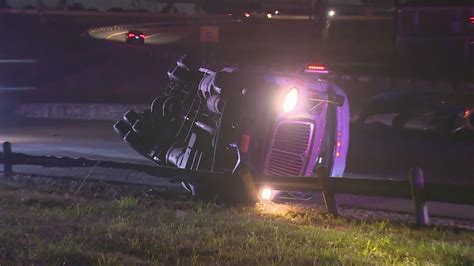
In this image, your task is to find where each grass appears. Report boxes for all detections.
[0,179,473,265]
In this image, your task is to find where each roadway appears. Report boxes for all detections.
[87,18,319,68]
[90,23,199,45]
[0,118,147,165]
[88,18,246,45]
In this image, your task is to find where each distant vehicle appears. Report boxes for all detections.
[358,90,474,137]
[126,30,145,45]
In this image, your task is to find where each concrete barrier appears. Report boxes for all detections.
[15,103,148,121]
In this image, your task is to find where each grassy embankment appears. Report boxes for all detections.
[0,177,473,265]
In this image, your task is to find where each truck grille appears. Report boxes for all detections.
[266,121,314,176]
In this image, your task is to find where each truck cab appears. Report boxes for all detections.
[114,56,350,202]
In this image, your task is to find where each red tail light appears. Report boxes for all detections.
[464,109,471,118]
[470,16,474,24]
[304,64,329,74]
[307,64,326,71]
[128,33,135,38]
[139,34,146,38]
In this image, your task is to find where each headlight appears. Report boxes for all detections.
[260,187,273,201]
[282,88,299,113]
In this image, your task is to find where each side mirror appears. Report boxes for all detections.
[331,94,345,107]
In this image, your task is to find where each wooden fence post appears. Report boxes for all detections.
[317,166,339,216]
[409,167,430,226]
[3,142,12,178]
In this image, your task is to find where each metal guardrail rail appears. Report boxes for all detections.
[1,141,473,226]
[255,167,474,226]
[254,173,474,206]
[0,142,227,184]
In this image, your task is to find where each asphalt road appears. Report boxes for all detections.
[92,24,195,45]
[0,118,148,165]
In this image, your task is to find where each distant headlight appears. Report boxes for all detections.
[282,88,299,113]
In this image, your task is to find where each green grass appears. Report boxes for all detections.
[0,181,473,265]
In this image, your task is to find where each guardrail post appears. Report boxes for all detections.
[409,167,430,226]
[3,142,12,178]
[317,166,339,216]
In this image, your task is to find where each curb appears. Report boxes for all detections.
[15,103,148,121]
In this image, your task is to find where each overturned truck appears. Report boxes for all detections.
[114,56,350,202]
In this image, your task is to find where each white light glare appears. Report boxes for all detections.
[266,13,272,19]
[328,10,336,17]
[282,88,299,113]
[274,10,279,15]
[261,188,273,201]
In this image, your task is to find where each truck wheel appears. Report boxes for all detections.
[113,120,131,138]
[124,110,140,126]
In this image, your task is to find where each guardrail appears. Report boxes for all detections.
[1,141,472,226]
[255,167,474,226]
[0,142,228,184]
